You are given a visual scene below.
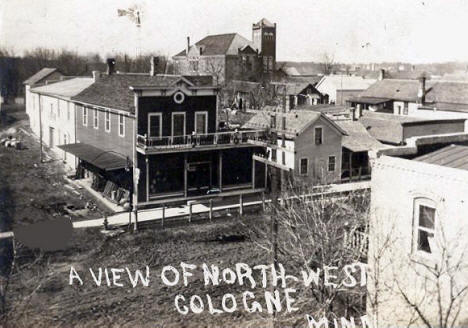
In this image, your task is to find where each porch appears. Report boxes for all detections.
[136,129,267,154]
[137,147,266,204]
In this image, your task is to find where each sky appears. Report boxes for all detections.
[1,0,467,64]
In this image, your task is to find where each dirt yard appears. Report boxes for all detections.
[0,105,303,328]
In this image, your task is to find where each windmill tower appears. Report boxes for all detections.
[118,5,143,58]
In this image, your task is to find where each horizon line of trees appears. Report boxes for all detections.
[0,47,171,100]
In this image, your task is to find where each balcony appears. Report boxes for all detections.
[136,130,268,154]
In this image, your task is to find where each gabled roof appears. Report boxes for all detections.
[335,120,385,152]
[174,33,256,57]
[31,77,94,99]
[72,74,213,113]
[358,79,421,102]
[414,144,468,171]
[23,68,61,85]
[358,79,468,107]
[316,75,376,92]
[277,61,323,77]
[243,110,346,138]
[296,104,350,114]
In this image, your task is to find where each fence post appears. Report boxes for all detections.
[162,205,165,227]
[239,194,243,217]
[262,191,266,211]
[209,199,213,221]
[189,203,192,223]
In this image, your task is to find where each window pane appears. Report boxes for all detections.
[418,230,434,253]
[173,114,185,136]
[196,113,206,134]
[315,127,322,144]
[149,115,161,137]
[419,205,435,229]
[300,159,308,174]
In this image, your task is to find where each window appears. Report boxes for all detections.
[315,127,323,145]
[403,101,409,115]
[105,110,111,132]
[189,60,198,72]
[67,103,70,121]
[172,113,185,136]
[148,113,162,137]
[118,113,125,137]
[271,148,277,161]
[195,112,208,134]
[82,107,87,126]
[93,109,99,129]
[328,156,336,172]
[414,199,436,254]
[300,158,308,175]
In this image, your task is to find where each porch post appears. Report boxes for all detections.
[264,162,268,189]
[145,157,149,202]
[349,152,352,181]
[184,153,188,197]
[252,156,256,190]
[218,151,223,192]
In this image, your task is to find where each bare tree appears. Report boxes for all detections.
[247,183,370,321]
[320,52,336,75]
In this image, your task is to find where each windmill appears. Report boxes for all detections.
[118,4,143,58]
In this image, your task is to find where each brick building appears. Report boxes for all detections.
[172,18,276,85]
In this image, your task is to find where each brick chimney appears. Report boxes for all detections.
[186,37,190,56]
[92,71,101,82]
[150,56,158,76]
[417,76,426,104]
[106,58,116,75]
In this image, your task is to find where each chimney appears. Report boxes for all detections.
[106,58,116,75]
[150,56,158,76]
[186,37,190,56]
[92,71,101,82]
[418,76,426,104]
[378,69,385,81]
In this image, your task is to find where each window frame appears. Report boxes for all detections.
[314,126,323,145]
[118,113,125,137]
[93,108,99,129]
[105,110,111,133]
[82,106,88,126]
[148,113,163,138]
[328,155,336,172]
[299,157,309,176]
[413,198,437,256]
[171,112,186,137]
[194,111,208,134]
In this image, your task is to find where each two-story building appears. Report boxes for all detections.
[27,76,94,169]
[172,18,276,85]
[24,68,64,123]
[243,110,346,185]
[349,77,468,130]
[57,64,266,207]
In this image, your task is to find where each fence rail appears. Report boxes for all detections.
[137,129,268,150]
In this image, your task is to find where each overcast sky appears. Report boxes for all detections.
[1,0,467,63]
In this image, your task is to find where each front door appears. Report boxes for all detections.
[187,162,212,195]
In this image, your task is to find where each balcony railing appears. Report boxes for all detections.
[137,130,268,151]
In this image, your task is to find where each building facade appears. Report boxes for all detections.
[368,152,468,327]
[172,19,276,85]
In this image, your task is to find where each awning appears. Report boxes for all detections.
[347,97,391,105]
[58,143,130,171]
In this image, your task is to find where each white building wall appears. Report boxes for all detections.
[29,93,77,170]
[368,155,468,327]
